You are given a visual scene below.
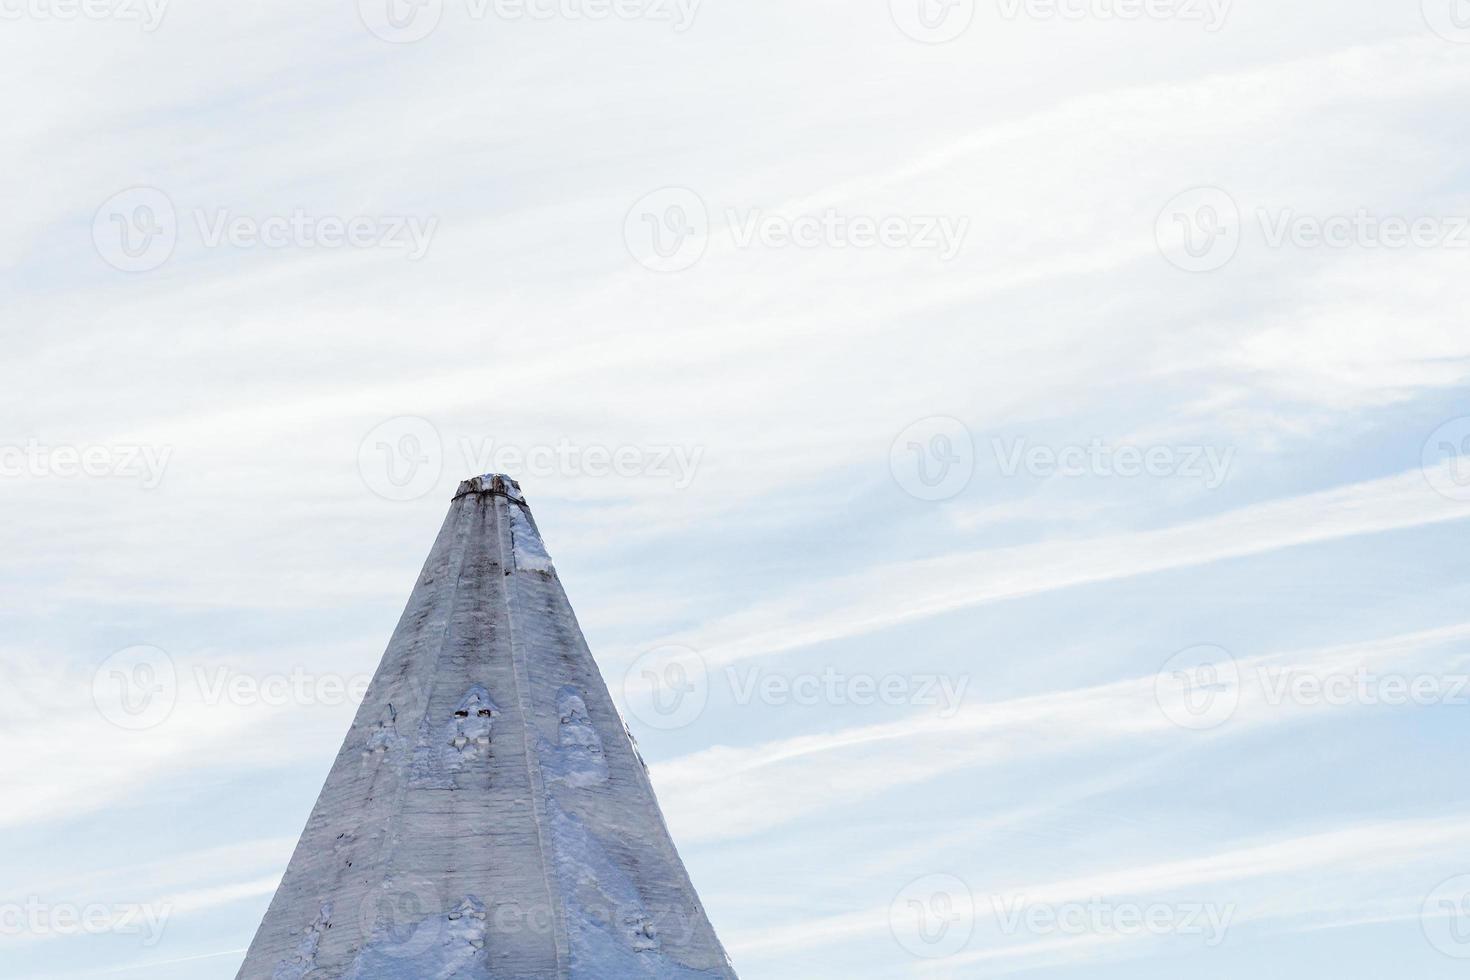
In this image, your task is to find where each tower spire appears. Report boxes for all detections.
[238,475,736,979]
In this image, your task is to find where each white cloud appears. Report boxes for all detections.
[630,466,1470,672]
[729,814,1470,966]
[653,622,1470,841]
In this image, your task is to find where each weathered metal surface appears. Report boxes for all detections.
[237,476,736,980]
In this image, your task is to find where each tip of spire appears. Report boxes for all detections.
[453,473,526,503]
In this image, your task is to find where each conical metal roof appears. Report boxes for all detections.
[237,475,736,979]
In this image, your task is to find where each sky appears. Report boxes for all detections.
[3,0,1470,977]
